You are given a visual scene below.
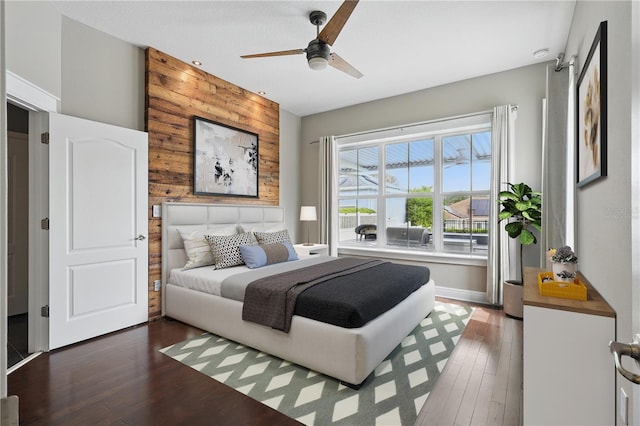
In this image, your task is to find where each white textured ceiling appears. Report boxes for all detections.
[51,0,576,117]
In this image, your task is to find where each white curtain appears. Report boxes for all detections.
[318,136,338,256]
[540,62,575,262]
[539,60,575,266]
[486,105,517,305]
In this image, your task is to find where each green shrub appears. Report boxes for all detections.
[406,187,434,228]
[339,207,376,214]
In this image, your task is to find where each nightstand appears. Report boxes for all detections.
[293,243,329,257]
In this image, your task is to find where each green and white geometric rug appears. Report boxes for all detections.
[160,301,473,425]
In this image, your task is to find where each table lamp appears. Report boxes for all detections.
[300,206,317,246]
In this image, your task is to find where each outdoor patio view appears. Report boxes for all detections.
[337,129,491,256]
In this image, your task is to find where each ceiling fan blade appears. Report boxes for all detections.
[241,49,305,59]
[329,52,363,79]
[318,0,359,46]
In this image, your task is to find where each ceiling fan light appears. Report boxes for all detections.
[308,56,328,70]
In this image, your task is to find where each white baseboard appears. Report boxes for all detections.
[435,285,493,305]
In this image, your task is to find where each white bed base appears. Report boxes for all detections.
[161,202,436,385]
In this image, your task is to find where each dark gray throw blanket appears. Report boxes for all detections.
[242,258,387,332]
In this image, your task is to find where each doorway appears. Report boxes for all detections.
[7,103,30,368]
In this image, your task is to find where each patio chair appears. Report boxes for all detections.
[355,224,377,240]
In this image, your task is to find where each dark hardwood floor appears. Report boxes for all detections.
[8,298,522,426]
[417,299,523,426]
[8,319,301,425]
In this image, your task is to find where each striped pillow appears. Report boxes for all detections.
[179,225,238,270]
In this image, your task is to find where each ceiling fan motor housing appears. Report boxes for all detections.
[306,39,330,69]
[307,39,330,61]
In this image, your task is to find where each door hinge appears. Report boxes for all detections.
[41,132,50,145]
[41,305,50,318]
[41,217,49,230]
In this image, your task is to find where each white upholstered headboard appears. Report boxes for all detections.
[161,202,285,314]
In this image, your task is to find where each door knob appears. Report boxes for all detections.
[609,340,640,384]
[135,234,146,241]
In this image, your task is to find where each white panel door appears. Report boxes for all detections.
[48,113,148,350]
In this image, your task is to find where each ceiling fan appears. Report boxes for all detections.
[444,147,471,168]
[241,0,363,79]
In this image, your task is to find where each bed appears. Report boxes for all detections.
[161,202,435,386]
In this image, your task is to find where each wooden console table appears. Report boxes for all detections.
[522,267,615,425]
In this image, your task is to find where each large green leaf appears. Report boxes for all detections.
[505,222,523,238]
[498,211,514,221]
[522,210,535,221]
[498,191,519,201]
[516,201,532,211]
[512,183,527,198]
[520,229,537,245]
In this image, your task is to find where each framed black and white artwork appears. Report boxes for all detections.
[193,116,259,197]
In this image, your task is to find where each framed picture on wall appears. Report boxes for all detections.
[193,116,259,197]
[576,20,607,188]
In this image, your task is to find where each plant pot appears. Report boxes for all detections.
[552,262,577,281]
[503,280,523,319]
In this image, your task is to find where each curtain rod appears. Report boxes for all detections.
[554,53,576,72]
[308,105,518,144]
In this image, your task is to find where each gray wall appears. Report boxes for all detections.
[300,63,548,294]
[6,1,61,100]
[564,1,634,421]
[61,17,145,131]
[279,109,302,242]
[5,2,144,131]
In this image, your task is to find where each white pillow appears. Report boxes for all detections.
[178,224,238,270]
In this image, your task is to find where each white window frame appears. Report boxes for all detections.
[335,112,492,264]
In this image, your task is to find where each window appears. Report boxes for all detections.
[336,113,491,257]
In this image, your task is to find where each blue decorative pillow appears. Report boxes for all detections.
[240,241,298,269]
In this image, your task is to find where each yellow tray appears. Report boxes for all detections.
[538,271,587,301]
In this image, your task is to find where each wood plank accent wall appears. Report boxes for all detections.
[145,48,280,319]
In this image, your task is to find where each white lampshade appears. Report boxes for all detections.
[300,206,317,221]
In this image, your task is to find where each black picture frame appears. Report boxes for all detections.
[576,20,607,188]
[193,116,259,197]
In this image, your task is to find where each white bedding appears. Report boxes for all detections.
[169,264,250,296]
[168,256,328,299]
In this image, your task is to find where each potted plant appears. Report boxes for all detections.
[497,182,542,318]
[550,245,578,281]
